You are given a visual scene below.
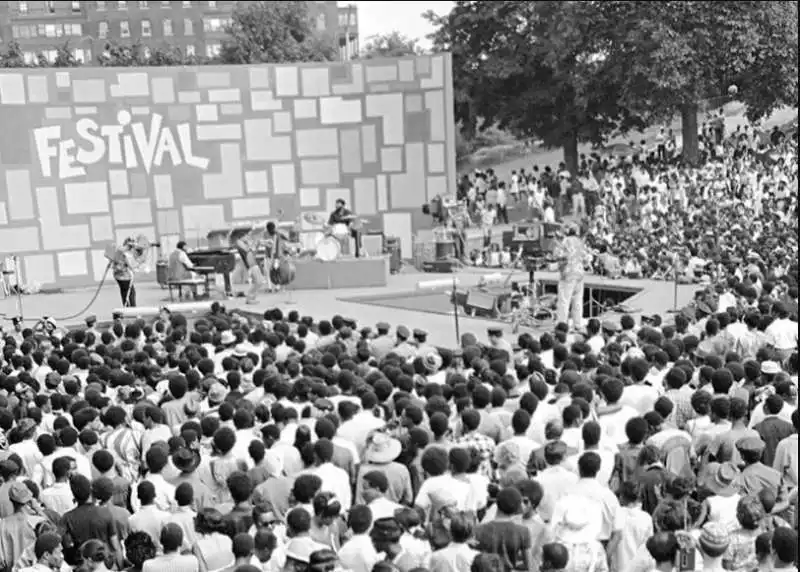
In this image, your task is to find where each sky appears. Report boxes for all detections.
[349,1,454,49]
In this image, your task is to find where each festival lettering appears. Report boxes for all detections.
[33,110,210,179]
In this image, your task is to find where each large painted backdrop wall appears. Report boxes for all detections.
[0,55,455,289]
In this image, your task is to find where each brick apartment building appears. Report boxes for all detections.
[0,0,359,64]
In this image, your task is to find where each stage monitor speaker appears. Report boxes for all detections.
[466,290,498,312]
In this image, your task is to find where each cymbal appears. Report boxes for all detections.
[302,212,326,226]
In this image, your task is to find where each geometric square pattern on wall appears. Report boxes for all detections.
[0,55,456,288]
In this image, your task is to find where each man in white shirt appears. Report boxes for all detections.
[311,439,352,511]
[338,506,379,572]
[552,451,621,543]
[362,470,403,521]
[535,441,578,523]
[40,456,77,516]
[766,302,798,362]
[129,481,171,553]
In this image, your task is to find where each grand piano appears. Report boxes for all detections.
[187,249,237,297]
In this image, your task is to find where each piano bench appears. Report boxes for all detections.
[167,278,207,302]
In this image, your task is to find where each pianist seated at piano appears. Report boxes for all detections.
[167,241,196,281]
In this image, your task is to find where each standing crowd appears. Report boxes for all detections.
[454,118,797,283]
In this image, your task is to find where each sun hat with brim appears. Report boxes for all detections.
[172,447,201,474]
[364,431,402,464]
[220,330,236,346]
[706,462,740,497]
[208,382,228,405]
[8,482,32,505]
[423,351,443,374]
[233,343,250,357]
[760,361,781,375]
[699,522,730,553]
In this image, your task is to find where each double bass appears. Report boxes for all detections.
[266,217,296,288]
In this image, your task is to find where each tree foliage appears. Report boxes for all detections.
[361,31,423,59]
[97,41,207,67]
[0,41,30,68]
[425,1,635,172]
[220,0,336,64]
[52,42,82,68]
[427,1,798,168]
[595,1,799,164]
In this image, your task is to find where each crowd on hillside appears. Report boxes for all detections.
[453,119,798,282]
[0,238,797,572]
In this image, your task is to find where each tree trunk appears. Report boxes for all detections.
[681,103,700,166]
[562,132,579,175]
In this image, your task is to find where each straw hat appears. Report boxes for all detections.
[364,431,402,464]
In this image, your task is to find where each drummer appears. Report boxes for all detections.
[328,199,362,258]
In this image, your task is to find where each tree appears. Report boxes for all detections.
[425,1,637,173]
[596,1,799,164]
[97,41,150,67]
[0,41,29,68]
[96,41,205,67]
[52,42,82,68]
[220,0,336,64]
[361,31,423,59]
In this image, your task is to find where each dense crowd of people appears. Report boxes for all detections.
[454,118,797,283]
[0,114,797,572]
[0,256,797,572]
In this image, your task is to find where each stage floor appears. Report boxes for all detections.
[0,269,699,347]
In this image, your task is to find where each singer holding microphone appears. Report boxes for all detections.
[112,236,139,307]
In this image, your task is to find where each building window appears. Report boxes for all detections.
[182,0,191,6]
[184,18,193,34]
[349,12,357,27]
[120,20,131,37]
[316,13,326,31]
[73,48,87,62]
[140,0,149,7]
[97,1,106,10]
[338,12,348,27]
[163,19,173,36]
[186,44,195,56]
[141,19,152,36]
[65,23,82,35]
[143,46,151,58]
[206,42,220,57]
[118,0,127,9]
[208,0,216,7]
[23,52,36,64]
[161,0,171,6]
[72,0,81,11]
[17,1,28,14]
[44,49,57,63]
[203,17,230,32]
[46,0,55,12]
[98,21,109,38]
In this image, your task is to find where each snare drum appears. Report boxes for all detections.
[331,223,349,240]
[316,236,341,262]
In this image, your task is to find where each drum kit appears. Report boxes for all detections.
[302,213,367,262]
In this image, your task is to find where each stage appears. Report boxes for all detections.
[0,268,700,347]
[286,255,390,290]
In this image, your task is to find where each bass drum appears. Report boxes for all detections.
[315,236,341,262]
[331,223,350,240]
